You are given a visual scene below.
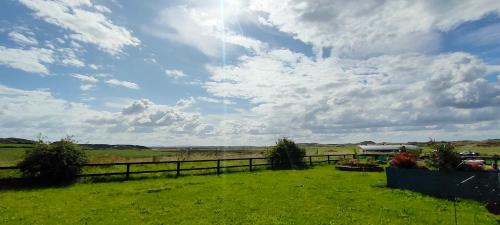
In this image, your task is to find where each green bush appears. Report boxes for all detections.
[18,137,88,182]
[266,138,306,169]
[427,143,462,171]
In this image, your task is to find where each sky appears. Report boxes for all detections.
[0,0,500,146]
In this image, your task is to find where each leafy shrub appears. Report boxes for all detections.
[266,138,306,169]
[427,143,462,171]
[18,137,88,182]
[390,152,417,169]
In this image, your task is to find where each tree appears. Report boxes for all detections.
[18,136,88,183]
[266,138,306,169]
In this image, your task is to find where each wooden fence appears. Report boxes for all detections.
[0,154,363,180]
[0,153,496,180]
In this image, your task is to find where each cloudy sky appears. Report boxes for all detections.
[1,0,500,146]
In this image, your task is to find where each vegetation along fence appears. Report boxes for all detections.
[0,153,497,180]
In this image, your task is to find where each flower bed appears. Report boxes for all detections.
[335,165,383,172]
[335,159,383,172]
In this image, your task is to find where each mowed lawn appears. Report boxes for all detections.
[0,166,497,225]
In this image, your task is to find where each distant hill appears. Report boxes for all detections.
[79,144,149,150]
[477,139,500,147]
[0,138,35,144]
[0,137,149,150]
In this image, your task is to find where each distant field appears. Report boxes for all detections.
[1,143,498,167]
[0,165,496,224]
[0,143,354,166]
[419,145,500,155]
[0,147,177,166]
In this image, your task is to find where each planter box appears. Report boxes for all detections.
[386,167,500,202]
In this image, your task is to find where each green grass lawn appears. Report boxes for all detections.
[0,166,497,225]
[454,145,500,155]
[0,149,27,167]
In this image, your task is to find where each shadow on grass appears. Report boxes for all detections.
[83,166,272,184]
[0,164,322,189]
[0,177,77,191]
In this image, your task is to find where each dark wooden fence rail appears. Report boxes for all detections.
[1,153,497,180]
[0,154,357,179]
[78,154,361,178]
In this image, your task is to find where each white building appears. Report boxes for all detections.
[359,145,419,152]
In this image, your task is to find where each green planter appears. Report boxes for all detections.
[386,167,499,202]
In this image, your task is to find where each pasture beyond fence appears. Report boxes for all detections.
[0,153,497,181]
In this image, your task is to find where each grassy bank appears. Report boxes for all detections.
[0,166,496,224]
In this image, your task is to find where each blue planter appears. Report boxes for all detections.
[386,167,500,202]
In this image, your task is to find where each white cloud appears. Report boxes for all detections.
[94,4,111,13]
[71,74,98,83]
[0,44,85,74]
[90,98,204,134]
[19,0,140,55]
[164,69,186,79]
[79,83,95,91]
[72,74,98,91]
[0,46,54,74]
[8,31,38,46]
[121,98,153,115]
[0,84,102,138]
[102,97,135,110]
[61,57,85,67]
[106,79,140,90]
[89,64,99,70]
[197,96,235,105]
[205,49,500,142]
[0,85,214,145]
[249,0,500,58]
[147,1,265,57]
[81,96,96,101]
[175,97,196,109]
[56,47,85,67]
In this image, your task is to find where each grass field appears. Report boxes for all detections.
[1,143,498,167]
[0,165,497,225]
[0,144,351,166]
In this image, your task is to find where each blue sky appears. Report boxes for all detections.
[0,0,499,146]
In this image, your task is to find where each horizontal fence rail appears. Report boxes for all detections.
[0,154,358,179]
[0,153,497,180]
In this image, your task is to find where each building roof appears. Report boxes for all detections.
[358,145,418,151]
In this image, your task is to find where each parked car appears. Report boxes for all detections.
[459,150,480,157]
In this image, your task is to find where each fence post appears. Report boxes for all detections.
[249,158,253,171]
[126,163,130,179]
[176,161,181,177]
[217,159,221,175]
[309,156,313,166]
[327,155,330,164]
